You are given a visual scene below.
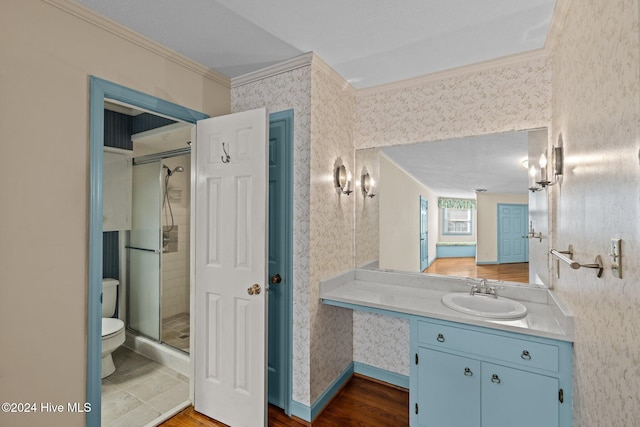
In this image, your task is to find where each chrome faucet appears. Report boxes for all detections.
[468,279,498,298]
[478,279,486,294]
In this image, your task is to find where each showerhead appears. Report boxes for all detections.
[163,165,184,176]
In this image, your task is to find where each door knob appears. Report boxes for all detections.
[247,283,261,295]
[270,274,282,284]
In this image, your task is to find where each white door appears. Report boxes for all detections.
[194,108,268,427]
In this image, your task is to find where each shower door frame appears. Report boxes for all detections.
[129,150,192,350]
[88,76,208,426]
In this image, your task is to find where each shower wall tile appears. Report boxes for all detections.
[161,156,190,320]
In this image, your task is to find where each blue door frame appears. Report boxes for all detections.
[419,196,429,271]
[267,110,294,414]
[88,77,208,426]
[89,77,294,425]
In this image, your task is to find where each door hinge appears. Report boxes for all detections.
[559,388,564,403]
[415,403,419,414]
[415,353,419,365]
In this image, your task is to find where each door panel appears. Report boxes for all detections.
[194,108,268,427]
[267,115,289,409]
[498,204,528,264]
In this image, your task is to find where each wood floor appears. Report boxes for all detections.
[160,375,409,427]
[423,257,529,283]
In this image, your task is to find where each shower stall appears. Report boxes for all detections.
[128,152,191,353]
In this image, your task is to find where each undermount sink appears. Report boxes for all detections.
[441,293,528,319]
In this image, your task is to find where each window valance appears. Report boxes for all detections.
[437,197,476,210]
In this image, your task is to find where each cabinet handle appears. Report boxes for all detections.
[491,374,501,384]
[521,350,532,360]
[464,367,473,377]
[436,333,445,342]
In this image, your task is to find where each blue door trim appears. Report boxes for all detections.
[88,76,208,426]
[419,196,429,271]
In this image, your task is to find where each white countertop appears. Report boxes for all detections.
[320,269,574,342]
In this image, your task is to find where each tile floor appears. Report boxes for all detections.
[161,313,190,353]
[102,347,189,427]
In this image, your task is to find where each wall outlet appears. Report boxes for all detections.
[611,238,622,279]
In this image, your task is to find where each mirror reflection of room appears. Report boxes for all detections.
[356,128,549,286]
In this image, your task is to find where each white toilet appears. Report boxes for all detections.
[102,278,125,378]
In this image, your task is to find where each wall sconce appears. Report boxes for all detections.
[361,172,376,198]
[335,164,353,195]
[529,144,564,192]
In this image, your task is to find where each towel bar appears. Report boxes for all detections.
[551,246,603,278]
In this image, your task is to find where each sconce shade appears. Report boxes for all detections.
[553,146,563,176]
[361,172,375,198]
[335,164,352,195]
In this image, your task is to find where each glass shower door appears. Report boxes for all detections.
[128,161,162,340]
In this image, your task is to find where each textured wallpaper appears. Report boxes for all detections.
[231,66,314,404]
[308,65,355,403]
[355,55,552,150]
[551,0,640,424]
[352,55,553,374]
[355,147,380,267]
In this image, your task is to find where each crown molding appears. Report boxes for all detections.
[231,52,356,95]
[231,52,314,88]
[357,48,549,97]
[42,0,230,88]
[310,54,356,96]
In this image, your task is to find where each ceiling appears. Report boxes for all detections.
[92,3,548,196]
[381,132,529,199]
[73,0,556,89]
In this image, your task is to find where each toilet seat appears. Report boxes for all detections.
[102,317,124,338]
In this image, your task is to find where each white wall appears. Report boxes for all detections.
[551,0,640,423]
[0,1,229,426]
[527,128,550,284]
[378,153,437,272]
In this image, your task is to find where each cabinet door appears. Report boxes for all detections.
[417,347,480,427]
[482,363,558,427]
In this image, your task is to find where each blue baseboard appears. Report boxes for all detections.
[353,362,409,389]
[290,362,410,423]
[291,362,354,422]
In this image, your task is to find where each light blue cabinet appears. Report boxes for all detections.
[410,318,572,427]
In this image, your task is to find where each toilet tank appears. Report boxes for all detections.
[102,278,119,318]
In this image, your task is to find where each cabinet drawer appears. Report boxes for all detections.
[417,321,559,372]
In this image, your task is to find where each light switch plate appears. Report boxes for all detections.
[611,238,622,278]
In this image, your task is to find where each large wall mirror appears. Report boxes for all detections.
[355,128,550,288]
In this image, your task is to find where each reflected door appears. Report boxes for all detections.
[420,196,429,271]
[497,204,528,264]
[129,161,162,340]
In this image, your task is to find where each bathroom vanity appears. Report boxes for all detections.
[320,269,573,427]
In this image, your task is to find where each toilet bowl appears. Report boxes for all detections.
[102,278,125,378]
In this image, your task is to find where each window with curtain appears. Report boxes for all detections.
[442,208,472,235]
